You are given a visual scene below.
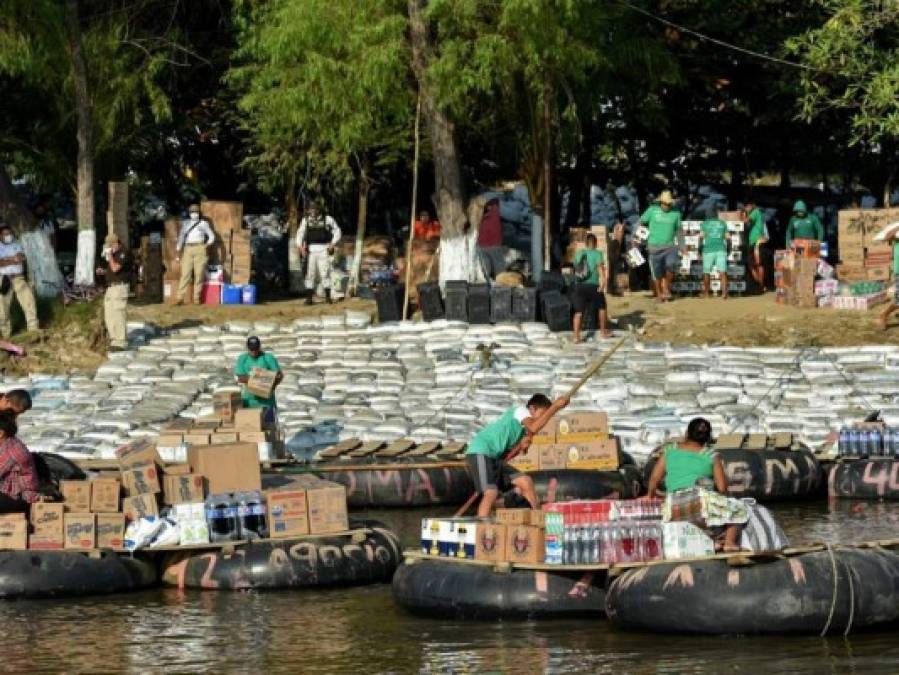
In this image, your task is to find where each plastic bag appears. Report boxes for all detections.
[124,516,165,551]
[149,517,181,548]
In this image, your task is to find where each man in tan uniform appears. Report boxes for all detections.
[175,204,215,305]
[0,224,38,338]
[97,233,132,351]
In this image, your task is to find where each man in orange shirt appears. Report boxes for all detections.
[413,210,441,240]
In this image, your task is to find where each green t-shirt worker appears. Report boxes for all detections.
[700,210,730,299]
[639,190,682,302]
[785,200,824,248]
[572,234,610,343]
[235,336,283,413]
[743,198,769,292]
[465,393,569,517]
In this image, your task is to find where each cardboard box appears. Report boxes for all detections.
[265,489,309,538]
[238,431,274,444]
[156,433,184,448]
[162,418,194,433]
[183,433,212,447]
[504,524,545,564]
[188,443,261,494]
[179,518,210,545]
[556,412,609,442]
[116,439,163,469]
[495,509,540,526]
[90,478,121,513]
[213,389,243,423]
[507,446,538,472]
[60,480,91,512]
[867,266,891,281]
[28,533,64,550]
[121,463,161,496]
[211,432,239,444]
[247,368,277,400]
[163,463,192,475]
[537,446,567,470]
[306,481,349,534]
[530,418,558,445]
[96,513,125,549]
[30,502,64,536]
[0,517,27,550]
[475,522,507,562]
[64,513,96,550]
[162,474,205,505]
[562,438,619,470]
[234,408,271,432]
[122,493,159,522]
[193,418,222,431]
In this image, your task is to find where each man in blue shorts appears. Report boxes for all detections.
[700,208,730,299]
[465,393,569,516]
[640,190,682,302]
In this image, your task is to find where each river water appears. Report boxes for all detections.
[4,502,899,673]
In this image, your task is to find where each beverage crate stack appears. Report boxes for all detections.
[672,218,746,297]
[508,411,618,473]
[837,208,896,283]
[836,420,899,458]
[134,233,163,302]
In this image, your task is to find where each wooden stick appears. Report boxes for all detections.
[564,336,629,399]
[454,492,480,517]
[402,90,423,320]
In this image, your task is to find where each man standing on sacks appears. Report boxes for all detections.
[296,203,341,305]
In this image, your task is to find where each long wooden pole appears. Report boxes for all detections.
[402,91,423,319]
[564,336,628,399]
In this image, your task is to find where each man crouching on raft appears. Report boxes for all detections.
[466,394,569,517]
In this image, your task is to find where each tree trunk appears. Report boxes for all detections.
[286,170,303,293]
[65,0,96,286]
[407,0,475,283]
[542,82,552,271]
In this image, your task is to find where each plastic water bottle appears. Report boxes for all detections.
[580,516,595,564]
[838,429,848,457]
[206,494,240,542]
[562,521,575,564]
[858,430,870,459]
[591,517,602,564]
[848,429,860,458]
[236,491,268,540]
[871,429,883,457]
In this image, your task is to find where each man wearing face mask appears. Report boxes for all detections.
[96,233,132,351]
[296,203,341,304]
[0,224,38,338]
[175,204,215,305]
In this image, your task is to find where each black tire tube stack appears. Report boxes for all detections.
[159,520,402,590]
[828,458,899,500]
[392,558,607,619]
[318,466,475,508]
[0,550,156,599]
[642,444,822,501]
[528,465,643,503]
[606,547,899,635]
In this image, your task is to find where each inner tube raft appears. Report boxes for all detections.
[606,547,899,635]
[643,445,821,501]
[528,465,643,503]
[160,520,401,590]
[392,558,607,619]
[272,462,474,508]
[0,550,156,599]
[828,458,899,500]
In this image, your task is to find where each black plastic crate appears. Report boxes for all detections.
[541,290,572,332]
[512,286,538,322]
[444,285,469,322]
[375,284,405,323]
[490,285,513,323]
[417,282,444,322]
[538,270,566,294]
[468,283,491,324]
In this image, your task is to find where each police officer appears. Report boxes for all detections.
[296,203,341,305]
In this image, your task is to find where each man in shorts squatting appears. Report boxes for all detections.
[465,393,570,517]
[640,190,682,302]
[700,208,730,299]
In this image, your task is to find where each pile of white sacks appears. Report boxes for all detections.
[11,310,898,465]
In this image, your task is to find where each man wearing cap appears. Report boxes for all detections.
[96,232,132,350]
[296,203,341,304]
[0,224,38,338]
[639,190,682,302]
[235,336,283,411]
[175,204,216,305]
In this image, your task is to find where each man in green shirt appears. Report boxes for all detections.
[743,198,769,292]
[639,190,682,302]
[572,234,609,343]
[785,200,824,248]
[234,336,284,412]
[879,230,899,330]
[465,393,569,517]
[700,209,730,299]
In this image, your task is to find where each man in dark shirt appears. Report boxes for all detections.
[96,233,132,351]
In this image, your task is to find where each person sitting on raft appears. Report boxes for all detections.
[0,389,31,418]
[466,393,569,517]
[644,417,747,552]
[0,412,39,513]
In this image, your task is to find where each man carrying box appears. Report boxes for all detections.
[235,336,283,417]
[465,394,569,517]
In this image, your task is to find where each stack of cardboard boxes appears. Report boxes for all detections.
[50,476,124,550]
[509,411,618,473]
[421,509,546,565]
[838,208,896,282]
[669,218,747,296]
[774,246,818,307]
[265,475,349,538]
[107,181,129,249]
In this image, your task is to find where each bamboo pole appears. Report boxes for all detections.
[402,91,423,320]
[564,336,629,399]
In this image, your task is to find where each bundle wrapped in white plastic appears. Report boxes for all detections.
[124,516,165,552]
[20,229,64,297]
[148,518,180,548]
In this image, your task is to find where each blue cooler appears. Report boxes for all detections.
[222,284,242,304]
[241,284,257,305]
